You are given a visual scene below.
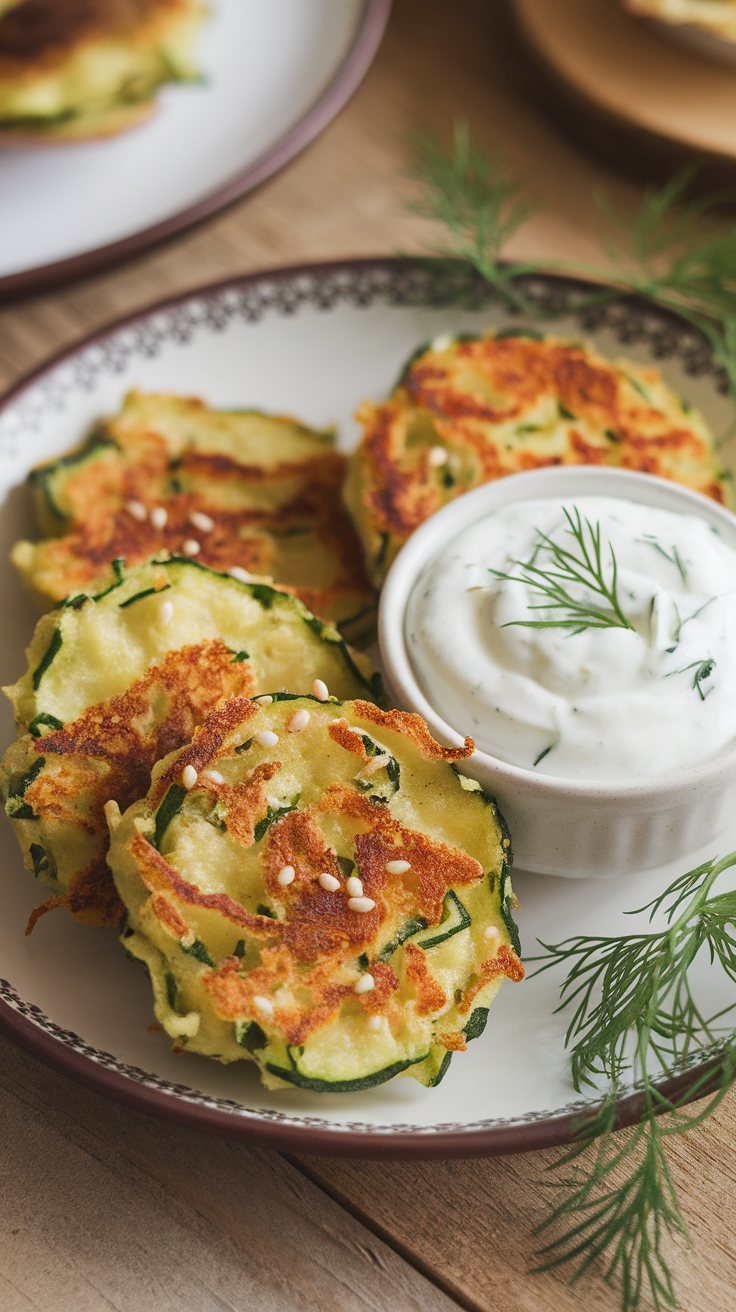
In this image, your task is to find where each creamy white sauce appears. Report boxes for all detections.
[406,496,736,780]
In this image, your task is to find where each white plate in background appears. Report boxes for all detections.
[0,0,391,298]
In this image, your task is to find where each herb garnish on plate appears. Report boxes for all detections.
[531,854,736,1311]
[407,124,736,1310]
[408,122,736,397]
[489,506,635,636]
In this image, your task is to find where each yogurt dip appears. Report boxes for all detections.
[406,495,736,781]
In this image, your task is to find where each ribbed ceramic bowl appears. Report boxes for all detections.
[379,465,736,878]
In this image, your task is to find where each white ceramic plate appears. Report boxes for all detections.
[0,258,733,1157]
[0,0,391,299]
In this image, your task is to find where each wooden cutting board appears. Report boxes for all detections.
[512,0,736,189]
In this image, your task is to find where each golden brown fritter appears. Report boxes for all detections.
[14,392,376,642]
[344,331,731,584]
[0,0,179,68]
[0,0,204,140]
[108,694,521,1090]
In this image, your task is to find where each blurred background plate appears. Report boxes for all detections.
[0,257,734,1157]
[0,0,391,301]
[641,13,736,68]
[512,0,736,190]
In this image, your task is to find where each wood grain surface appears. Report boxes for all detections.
[1,1,735,1309]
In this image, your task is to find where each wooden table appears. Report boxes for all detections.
[1,2,735,1309]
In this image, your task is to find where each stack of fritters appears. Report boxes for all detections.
[344,331,730,584]
[3,558,378,931]
[108,695,522,1090]
[0,0,206,141]
[14,391,376,641]
[2,380,523,1095]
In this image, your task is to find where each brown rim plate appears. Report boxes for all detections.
[0,257,732,1157]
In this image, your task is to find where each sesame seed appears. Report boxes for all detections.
[368,1014,383,1031]
[312,679,329,701]
[229,566,253,583]
[254,730,279,748]
[150,506,168,530]
[127,500,147,521]
[385,859,411,875]
[253,996,274,1017]
[484,925,501,944]
[190,510,214,533]
[319,873,340,892]
[201,769,224,785]
[288,709,310,733]
[431,333,453,353]
[354,974,375,995]
[159,600,174,626]
[278,865,295,886]
[348,896,375,913]
[182,764,197,789]
[428,445,448,467]
[346,875,363,897]
[182,538,201,556]
[255,695,273,706]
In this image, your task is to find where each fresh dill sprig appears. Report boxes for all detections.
[531,851,736,1310]
[639,536,688,585]
[666,656,716,701]
[489,506,635,635]
[405,122,542,312]
[408,125,736,395]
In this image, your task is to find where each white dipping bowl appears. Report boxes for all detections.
[379,466,736,878]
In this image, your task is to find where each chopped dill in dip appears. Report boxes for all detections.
[406,495,736,780]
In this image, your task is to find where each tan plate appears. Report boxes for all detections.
[512,0,736,189]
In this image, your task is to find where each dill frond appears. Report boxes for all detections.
[406,122,540,310]
[530,852,736,1310]
[489,506,635,636]
[407,124,736,395]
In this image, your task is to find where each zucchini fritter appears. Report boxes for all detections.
[13,391,376,642]
[107,695,522,1092]
[0,0,205,140]
[1,559,379,931]
[344,331,730,585]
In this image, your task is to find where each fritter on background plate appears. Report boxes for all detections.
[107,695,522,1092]
[13,391,376,642]
[344,330,730,585]
[1,559,379,931]
[624,0,736,39]
[0,0,206,141]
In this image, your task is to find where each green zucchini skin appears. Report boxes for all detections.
[413,890,471,951]
[377,890,470,960]
[464,1006,490,1042]
[153,784,187,851]
[30,435,117,529]
[32,628,62,691]
[5,756,46,820]
[267,1048,431,1094]
[498,870,521,957]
